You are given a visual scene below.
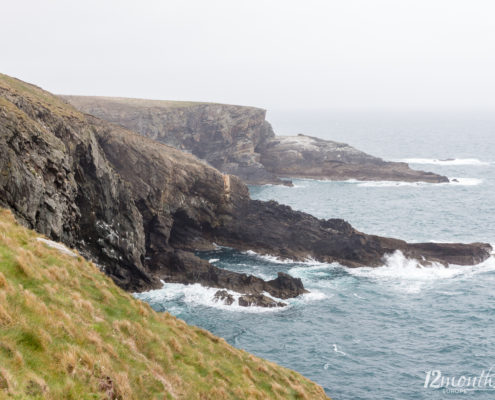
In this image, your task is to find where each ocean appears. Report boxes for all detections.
[136,110,495,399]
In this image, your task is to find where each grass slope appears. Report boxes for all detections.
[0,209,329,400]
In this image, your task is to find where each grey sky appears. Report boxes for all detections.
[2,0,495,110]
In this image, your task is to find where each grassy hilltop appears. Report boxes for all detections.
[0,208,329,399]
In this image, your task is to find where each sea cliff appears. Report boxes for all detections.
[63,95,449,184]
[1,74,491,304]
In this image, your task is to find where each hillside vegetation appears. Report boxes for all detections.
[0,209,329,399]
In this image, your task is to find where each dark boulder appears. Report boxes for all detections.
[213,290,235,306]
[238,294,286,308]
[266,272,308,299]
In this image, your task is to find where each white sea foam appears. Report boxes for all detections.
[288,263,337,278]
[243,249,329,266]
[208,258,220,263]
[36,237,78,258]
[135,282,288,313]
[287,263,350,292]
[333,344,347,356]
[298,290,328,302]
[397,158,491,166]
[447,177,483,186]
[347,250,495,294]
[243,250,295,264]
[357,177,482,187]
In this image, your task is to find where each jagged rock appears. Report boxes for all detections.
[62,96,448,184]
[266,272,307,299]
[213,290,235,305]
[0,74,491,305]
[238,294,286,308]
[0,77,154,291]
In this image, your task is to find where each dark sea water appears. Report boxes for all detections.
[136,111,495,399]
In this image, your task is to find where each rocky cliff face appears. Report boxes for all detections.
[0,75,490,307]
[62,96,287,185]
[63,95,448,184]
[0,75,304,302]
[0,79,152,291]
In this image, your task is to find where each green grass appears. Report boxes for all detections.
[63,96,211,109]
[0,74,80,118]
[0,208,329,400]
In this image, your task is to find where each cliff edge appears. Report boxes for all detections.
[62,95,448,184]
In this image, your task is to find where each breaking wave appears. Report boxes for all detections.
[242,249,327,265]
[357,177,482,187]
[346,250,495,294]
[397,158,491,166]
[134,283,287,313]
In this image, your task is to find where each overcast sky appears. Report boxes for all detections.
[2,0,495,110]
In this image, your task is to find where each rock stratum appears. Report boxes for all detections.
[1,74,491,309]
[62,95,449,184]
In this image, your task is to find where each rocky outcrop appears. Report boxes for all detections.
[238,294,286,308]
[0,75,491,309]
[260,134,449,182]
[213,290,287,308]
[62,95,448,184]
[213,290,235,305]
[207,200,491,267]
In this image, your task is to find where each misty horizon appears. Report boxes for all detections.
[3,0,495,111]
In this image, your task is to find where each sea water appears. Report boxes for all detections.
[136,110,495,399]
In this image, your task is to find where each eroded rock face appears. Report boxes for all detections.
[62,96,448,184]
[1,75,491,308]
[62,96,287,185]
[0,78,153,291]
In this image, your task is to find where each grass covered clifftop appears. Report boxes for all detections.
[0,209,329,399]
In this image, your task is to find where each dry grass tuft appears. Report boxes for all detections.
[0,303,13,326]
[0,272,8,288]
[0,368,14,392]
[59,346,78,374]
[46,265,70,282]
[113,371,133,399]
[168,337,183,354]
[243,366,256,382]
[25,375,47,397]
[15,253,36,277]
